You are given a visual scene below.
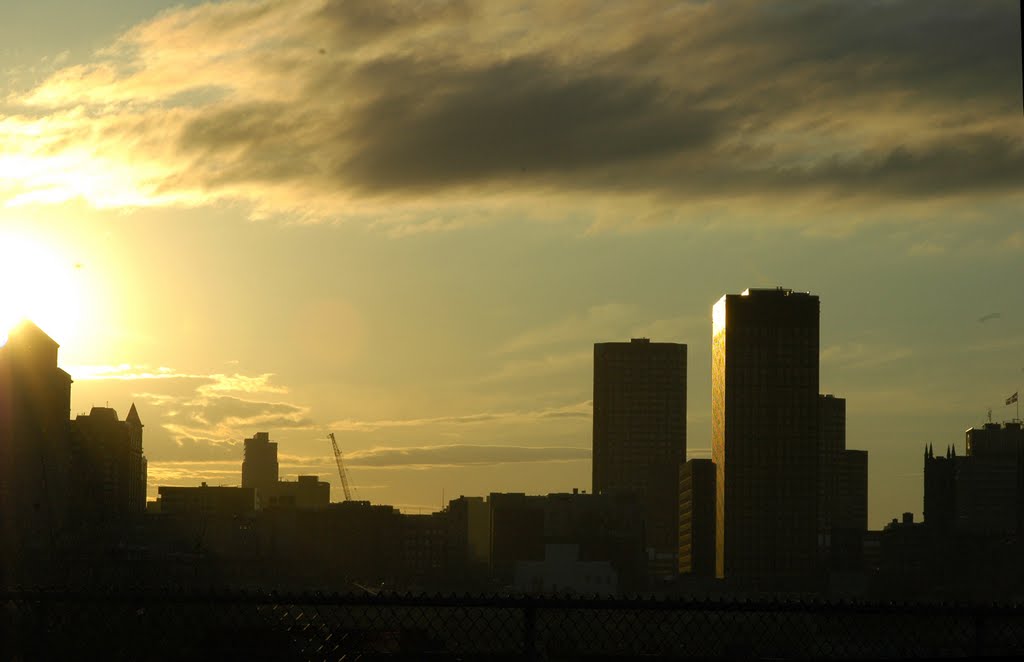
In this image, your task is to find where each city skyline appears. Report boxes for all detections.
[0,1,1021,528]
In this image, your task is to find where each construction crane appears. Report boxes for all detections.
[327,432,353,501]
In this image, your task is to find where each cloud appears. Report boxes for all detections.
[2,0,1020,229]
[329,400,591,432]
[498,304,634,355]
[345,443,591,469]
[68,364,288,394]
[820,342,913,370]
[76,365,314,465]
[481,350,591,383]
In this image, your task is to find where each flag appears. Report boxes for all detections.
[1008,392,1019,405]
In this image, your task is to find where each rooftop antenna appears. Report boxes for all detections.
[988,408,993,424]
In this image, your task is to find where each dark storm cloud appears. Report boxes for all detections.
[170,0,1020,204]
[346,444,590,468]
[316,0,472,39]
[339,56,722,192]
[706,1,1020,105]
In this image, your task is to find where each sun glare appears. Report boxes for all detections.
[0,232,84,347]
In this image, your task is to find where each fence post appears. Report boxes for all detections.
[974,608,986,657]
[523,604,537,660]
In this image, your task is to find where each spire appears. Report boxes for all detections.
[951,444,956,457]
[126,402,143,426]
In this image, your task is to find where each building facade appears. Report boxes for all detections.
[593,338,686,581]
[712,288,820,587]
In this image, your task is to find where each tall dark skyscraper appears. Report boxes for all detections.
[593,338,686,581]
[712,288,820,586]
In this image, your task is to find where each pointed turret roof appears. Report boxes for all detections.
[126,402,143,426]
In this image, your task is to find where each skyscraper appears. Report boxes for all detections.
[593,338,686,581]
[712,288,820,586]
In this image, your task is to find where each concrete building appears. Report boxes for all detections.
[712,288,820,587]
[679,458,716,577]
[0,321,74,579]
[593,338,686,581]
[69,404,147,522]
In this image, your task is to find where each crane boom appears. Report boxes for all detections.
[327,432,353,501]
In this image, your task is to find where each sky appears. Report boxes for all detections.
[0,0,1021,527]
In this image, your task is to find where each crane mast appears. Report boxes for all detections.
[327,432,353,501]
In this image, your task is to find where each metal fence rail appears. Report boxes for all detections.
[1,589,1022,659]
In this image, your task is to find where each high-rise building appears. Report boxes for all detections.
[712,288,820,586]
[242,431,279,496]
[70,404,147,522]
[593,338,686,581]
[679,458,716,577]
[0,321,73,580]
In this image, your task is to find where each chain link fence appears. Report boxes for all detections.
[2,589,1022,659]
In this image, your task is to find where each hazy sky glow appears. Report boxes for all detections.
[1,1,1021,524]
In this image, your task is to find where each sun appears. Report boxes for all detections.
[0,231,84,347]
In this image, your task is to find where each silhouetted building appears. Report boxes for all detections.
[157,483,256,516]
[679,459,716,577]
[489,491,646,592]
[923,444,957,532]
[446,495,491,584]
[0,321,73,581]
[241,432,278,499]
[924,422,1024,535]
[513,543,618,594]
[260,475,330,510]
[712,288,820,588]
[818,394,845,535]
[400,512,449,586]
[817,395,868,571]
[836,450,868,531]
[69,404,147,523]
[593,338,686,581]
